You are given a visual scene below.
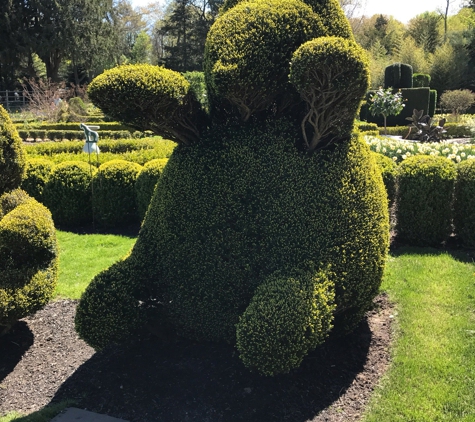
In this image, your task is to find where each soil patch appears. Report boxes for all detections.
[0,295,393,421]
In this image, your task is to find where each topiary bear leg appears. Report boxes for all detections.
[75,257,160,350]
[235,266,335,376]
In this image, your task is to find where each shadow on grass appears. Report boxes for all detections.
[5,401,74,422]
[390,239,475,265]
[55,222,141,239]
[48,320,372,422]
[0,322,33,383]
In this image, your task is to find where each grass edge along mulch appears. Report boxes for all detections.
[362,247,475,422]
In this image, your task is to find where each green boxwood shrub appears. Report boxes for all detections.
[93,159,143,227]
[236,266,335,375]
[0,106,26,193]
[76,0,389,376]
[396,155,456,245]
[21,158,54,202]
[77,123,389,373]
[372,152,397,207]
[74,257,149,350]
[0,190,58,331]
[135,158,168,220]
[453,159,475,247]
[413,73,431,87]
[384,63,413,89]
[43,161,95,227]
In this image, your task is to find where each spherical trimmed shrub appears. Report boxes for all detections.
[204,0,326,121]
[93,159,143,228]
[88,64,207,145]
[396,155,456,246]
[290,36,370,150]
[74,257,148,350]
[43,161,95,227]
[0,105,26,194]
[135,158,168,220]
[0,190,58,332]
[454,159,475,247]
[372,152,397,208]
[21,158,54,202]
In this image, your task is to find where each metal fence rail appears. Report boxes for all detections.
[0,90,28,111]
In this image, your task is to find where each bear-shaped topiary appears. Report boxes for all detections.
[77,0,389,375]
[0,105,58,335]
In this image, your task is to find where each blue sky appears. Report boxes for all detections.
[130,0,464,24]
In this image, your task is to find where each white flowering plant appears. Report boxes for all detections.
[365,134,475,164]
[368,88,405,135]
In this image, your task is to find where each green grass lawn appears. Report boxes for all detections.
[55,230,137,299]
[363,248,475,421]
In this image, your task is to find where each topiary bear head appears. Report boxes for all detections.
[88,0,369,151]
[78,0,388,376]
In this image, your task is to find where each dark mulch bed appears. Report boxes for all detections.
[0,293,393,422]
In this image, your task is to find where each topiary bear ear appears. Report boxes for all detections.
[88,64,208,145]
[289,36,370,152]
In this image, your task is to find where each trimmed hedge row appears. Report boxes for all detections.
[375,123,473,139]
[21,158,168,228]
[20,152,475,246]
[17,129,133,142]
[24,138,174,156]
[15,122,135,131]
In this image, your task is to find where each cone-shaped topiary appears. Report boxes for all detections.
[77,0,389,375]
[0,106,58,334]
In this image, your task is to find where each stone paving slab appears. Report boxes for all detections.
[50,407,129,422]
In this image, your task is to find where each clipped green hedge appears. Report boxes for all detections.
[376,123,472,138]
[413,73,431,87]
[453,159,475,247]
[24,138,174,156]
[43,161,95,227]
[135,158,168,220]
[0,190,58,331]
[396,155,456,245]
[21,158,54,202]
[372,152,397,207]
[17,129,133,142]
[93,159,143,227]
[15,121,135,131]
[384,63,413,89]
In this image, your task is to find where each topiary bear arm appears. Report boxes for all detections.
[87,64,208,146]
[235,265,335,375]
[289,36,370,152]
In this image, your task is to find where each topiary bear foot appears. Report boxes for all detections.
[236,266,335,376]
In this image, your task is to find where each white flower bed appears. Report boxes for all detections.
[365,135,475,164]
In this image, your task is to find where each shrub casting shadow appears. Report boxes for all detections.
[56,222,141,239]
[0,322,34,382]
[50,319,372,422]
